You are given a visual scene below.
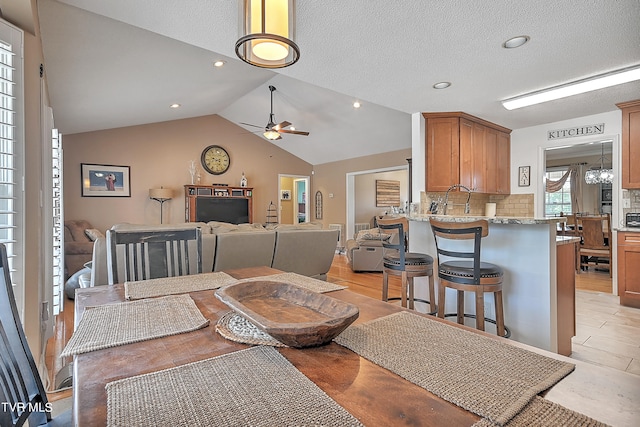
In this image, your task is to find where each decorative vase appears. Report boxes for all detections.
[240,172,248,188]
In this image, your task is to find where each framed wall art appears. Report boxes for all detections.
[281,190,291,200]
[518,166,530,187]
[81,163,131,197]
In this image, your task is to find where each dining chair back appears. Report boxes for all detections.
[429,219,508,337]
[578,216,612,277]
[0,243,71,426]
[107,228,203,284]
[377,217,436,313]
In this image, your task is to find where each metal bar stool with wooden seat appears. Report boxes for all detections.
[429,219,509,337]
[377,217,436,314]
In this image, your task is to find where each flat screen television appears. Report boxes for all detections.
[195,197,249,224]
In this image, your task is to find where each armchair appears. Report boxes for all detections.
[64,219,95,279]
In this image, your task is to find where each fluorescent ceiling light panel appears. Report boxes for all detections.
[502,65,640,110]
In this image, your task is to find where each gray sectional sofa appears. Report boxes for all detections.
[89,221,339,286]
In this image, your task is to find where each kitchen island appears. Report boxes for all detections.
[408,214,573,353]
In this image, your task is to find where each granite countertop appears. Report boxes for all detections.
[407,214,562,225]
[556,235,581,245]
[616,227,640,233]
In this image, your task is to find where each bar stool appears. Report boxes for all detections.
[377,217,436,314]
[429,219,509,337]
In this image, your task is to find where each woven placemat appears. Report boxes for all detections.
[106,346,363,427]
[334,311,575,426]
[472,396,610,427]
[239,272,347,293]
[125,271,237,300]
[61,295,208,357]
[216,311,286,347]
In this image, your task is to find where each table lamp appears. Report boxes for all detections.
[149,187,173,224]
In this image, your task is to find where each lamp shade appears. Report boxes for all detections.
[235,0,300,68]
[149,188,173,200]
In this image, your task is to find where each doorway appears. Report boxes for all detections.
[278,174,310,224]
[543,137,617,294]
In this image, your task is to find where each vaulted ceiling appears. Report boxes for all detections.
[12,0,640,164]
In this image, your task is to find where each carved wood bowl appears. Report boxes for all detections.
[215,280,359,348]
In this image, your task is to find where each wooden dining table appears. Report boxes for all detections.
[72,266,639,426]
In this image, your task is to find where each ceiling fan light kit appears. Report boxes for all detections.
[243,85,310,140]
[236,0,300,69]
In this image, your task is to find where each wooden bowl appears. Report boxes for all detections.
[215,280,359,348]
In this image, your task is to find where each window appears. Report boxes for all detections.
[0,20,24,315]
[544,169,572,216]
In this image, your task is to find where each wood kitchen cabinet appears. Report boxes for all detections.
[617,99,640,189]
[423,112,511,194]
[617,231,640,308]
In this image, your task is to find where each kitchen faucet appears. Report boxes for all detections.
[443,184,472,215]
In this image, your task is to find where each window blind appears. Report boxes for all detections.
[0,20,24,315]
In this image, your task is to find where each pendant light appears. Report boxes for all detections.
[584,143,613,184]
[235,0,300,69]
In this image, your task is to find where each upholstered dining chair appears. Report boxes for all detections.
[377,217,436,314]
[107,228,203,284]
[0,243,72,426]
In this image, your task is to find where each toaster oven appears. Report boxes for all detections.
[626,213,640,228]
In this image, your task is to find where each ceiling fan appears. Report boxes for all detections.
[241,85,310,140]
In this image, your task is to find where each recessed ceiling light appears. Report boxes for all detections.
[213,60,226,67]
[502,36,530,49]
[170,103,181,109]
[433,82,451,89]
[353,101,361,108]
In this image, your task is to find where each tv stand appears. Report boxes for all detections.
[184,185,253,224]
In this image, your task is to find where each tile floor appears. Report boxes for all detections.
[572,290,640,376]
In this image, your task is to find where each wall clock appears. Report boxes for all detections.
[201,145,230,175]
[518,166,530,187]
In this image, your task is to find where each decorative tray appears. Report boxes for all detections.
[215,281,359,348]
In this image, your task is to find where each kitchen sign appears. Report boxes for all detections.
[547,123,604,140]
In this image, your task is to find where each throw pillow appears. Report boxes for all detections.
[356,228,391,244]
[84,228,104,241]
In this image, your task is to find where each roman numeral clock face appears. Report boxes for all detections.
[201,145,230,175]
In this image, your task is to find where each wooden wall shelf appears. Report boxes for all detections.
[185,185,253,224]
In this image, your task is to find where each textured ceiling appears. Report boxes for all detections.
[35,0,640,165]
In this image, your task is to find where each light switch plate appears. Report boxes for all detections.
[623,199,631,208]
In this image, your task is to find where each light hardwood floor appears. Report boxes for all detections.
[327,254,640,377]
[44,254,639,402]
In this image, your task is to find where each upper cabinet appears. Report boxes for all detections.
[423,112,511,194]
[617,100,640,189]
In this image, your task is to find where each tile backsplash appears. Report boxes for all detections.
[420,191,534,217]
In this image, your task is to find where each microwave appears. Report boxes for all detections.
[626,213,640,228]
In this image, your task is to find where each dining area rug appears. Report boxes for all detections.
[334,311,581,426]
[105,345,363,427]
[61,294,209,357]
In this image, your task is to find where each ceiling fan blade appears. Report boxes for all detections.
[240,122,264,129]
[274,121,291,130]
[279,129,310,136]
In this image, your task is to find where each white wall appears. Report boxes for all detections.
[510,110,622,222]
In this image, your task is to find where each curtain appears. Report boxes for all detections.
[545,165,582,213]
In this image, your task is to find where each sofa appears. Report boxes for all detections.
[89,221,339,286]
[64,219,97,279]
